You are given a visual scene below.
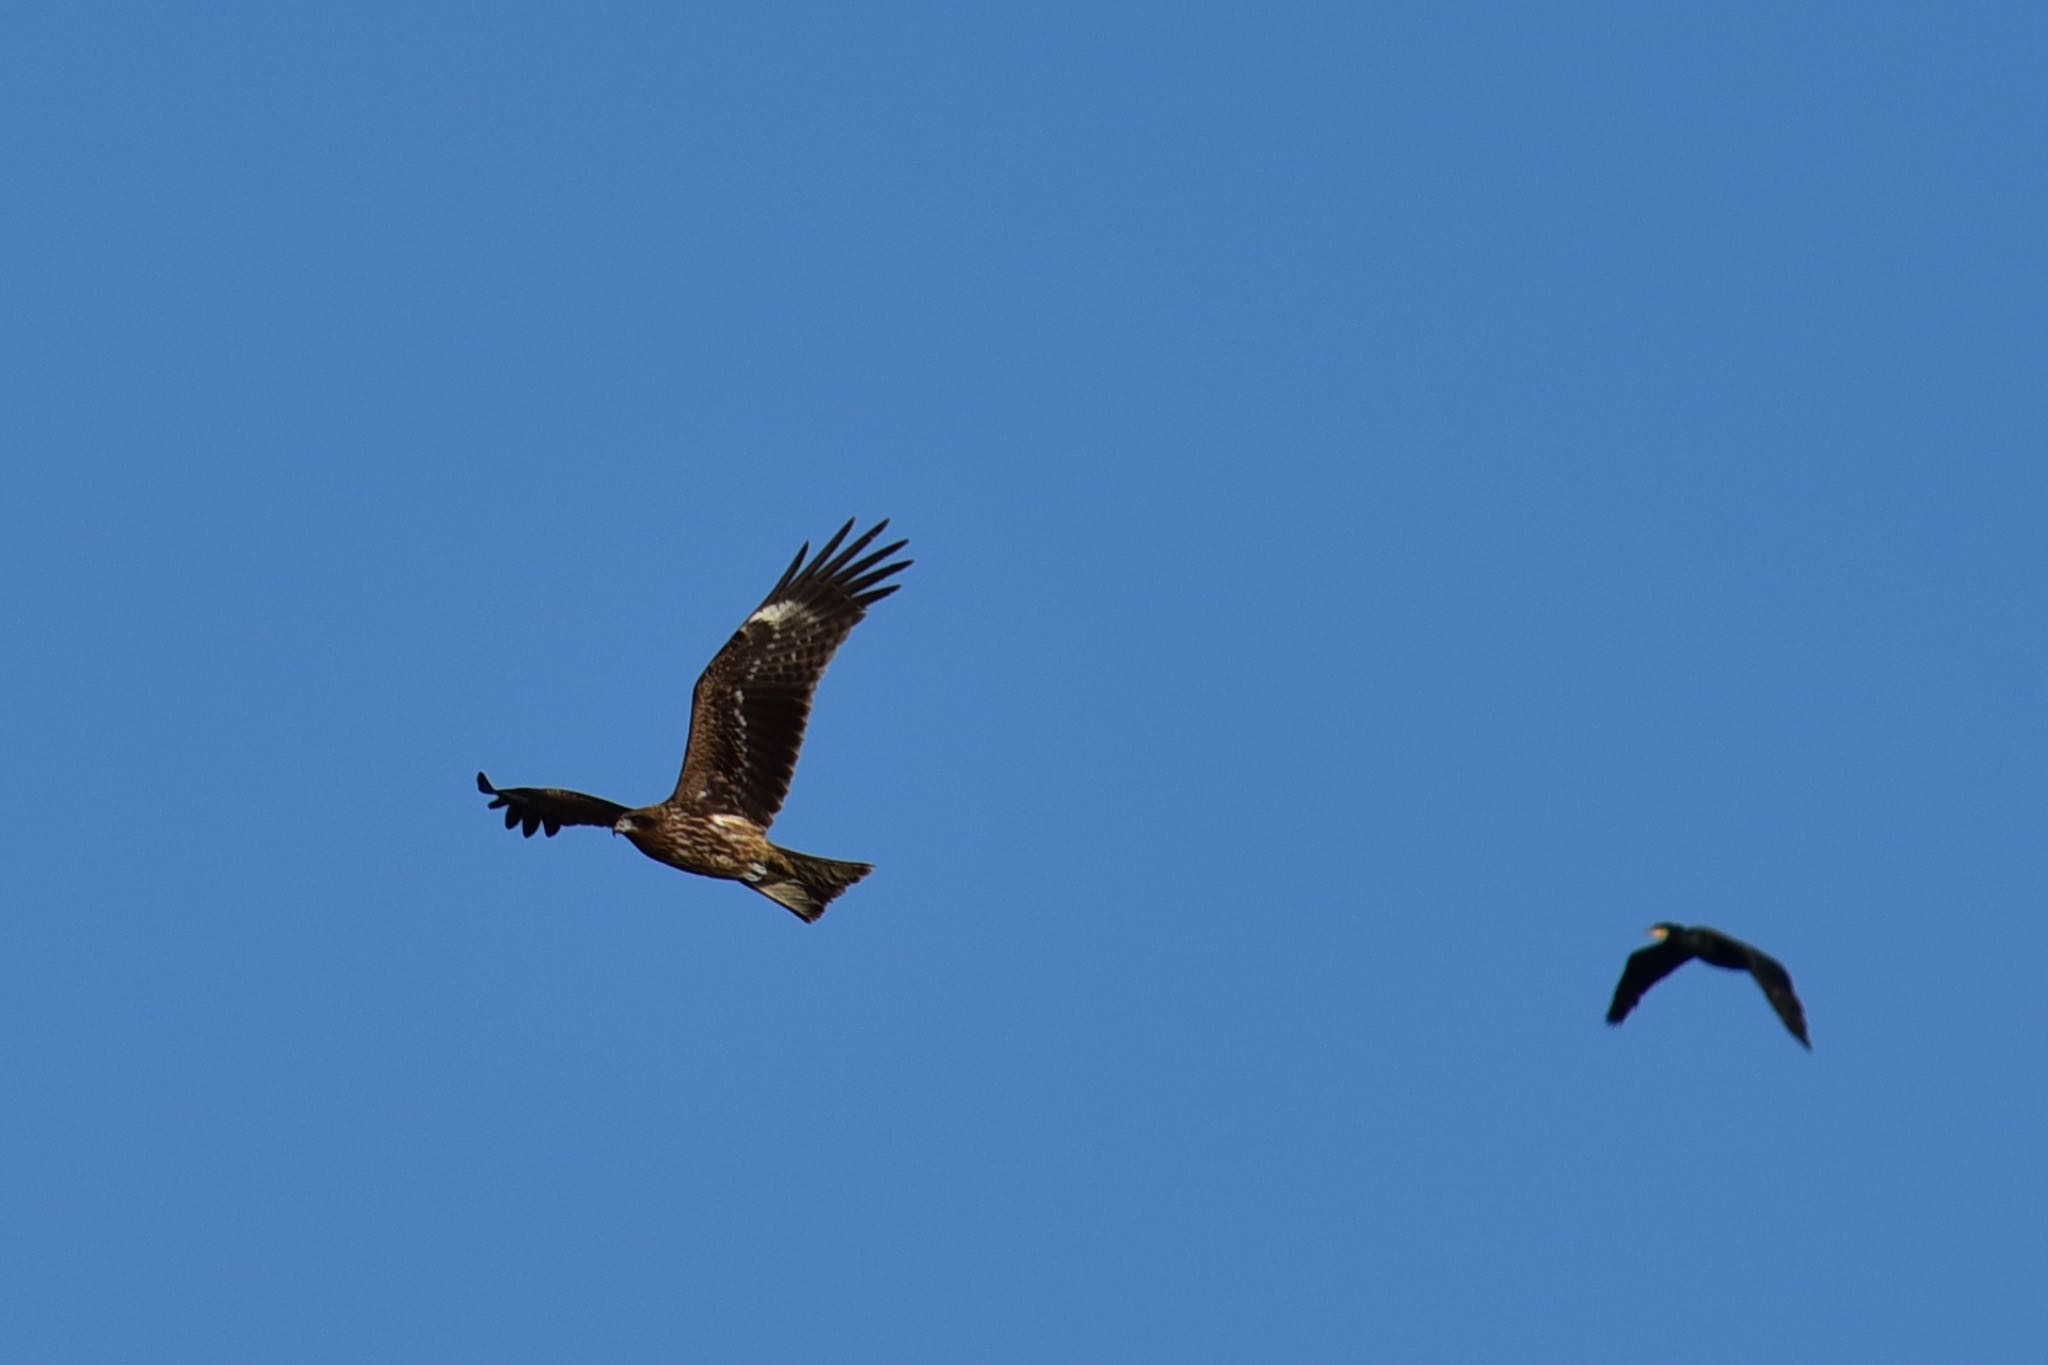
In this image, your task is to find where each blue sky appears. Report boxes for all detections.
[5,2,2046,1360]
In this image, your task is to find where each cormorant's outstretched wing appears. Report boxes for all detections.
[477,772,629,838]
[670,519,910,827]
[1743,946,1811,1048]
[1605,939,1694,1026]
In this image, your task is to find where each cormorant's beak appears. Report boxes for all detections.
[1647,925,1671,942]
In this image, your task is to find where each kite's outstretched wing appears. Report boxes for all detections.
[477,772,629,838]
[672,518,910,826]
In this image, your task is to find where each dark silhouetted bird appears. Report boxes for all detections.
[1605,923,1810,1048]
[477,518,909,921]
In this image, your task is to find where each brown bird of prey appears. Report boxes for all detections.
[1605,923,1811,1048]
[477,518,910,921]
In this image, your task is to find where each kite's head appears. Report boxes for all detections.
[613,813,639,838]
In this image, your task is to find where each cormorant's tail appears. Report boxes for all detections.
[755,847,873,923]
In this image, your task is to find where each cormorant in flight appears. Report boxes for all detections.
[1605,923,1810,1048]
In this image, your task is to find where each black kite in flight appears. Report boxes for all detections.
[478,518,910,921]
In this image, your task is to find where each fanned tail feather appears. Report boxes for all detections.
[756,847,873,923]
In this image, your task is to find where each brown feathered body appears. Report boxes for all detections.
[478,518,909,922]
[614,805,873,923]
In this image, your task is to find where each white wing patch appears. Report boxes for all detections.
[748,601,809,627]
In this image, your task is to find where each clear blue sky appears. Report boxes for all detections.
[6,3,2045,1360]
